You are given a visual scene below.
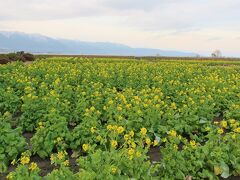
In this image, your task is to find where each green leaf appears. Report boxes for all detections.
[199,118,208,124]
[220,162,230,178]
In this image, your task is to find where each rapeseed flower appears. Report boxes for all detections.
[140,127,147,136]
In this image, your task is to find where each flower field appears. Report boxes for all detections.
[0,58,240,179]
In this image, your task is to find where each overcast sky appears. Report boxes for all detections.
[0,0,240,56]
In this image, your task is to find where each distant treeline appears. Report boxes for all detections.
[1,53,240,64]
[36,54,240,61]
[0,51,35,64]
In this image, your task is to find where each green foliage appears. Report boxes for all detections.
[77,148,157,179]
[7,164,41,180]
[45,167,76,180]
[0,58,239,178]
[0,112,26,173]
[31,113,71,158]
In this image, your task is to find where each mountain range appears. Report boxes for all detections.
[0,31,197,56]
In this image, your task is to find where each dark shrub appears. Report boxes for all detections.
[22,53,35,61]
[0,58,10,64]
[7,53,24,61]
[0,51,35,64]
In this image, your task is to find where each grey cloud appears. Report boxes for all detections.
[0,0,107,21]
[0,0,240,32]
[119,0,240,32]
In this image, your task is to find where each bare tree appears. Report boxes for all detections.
[195,54,200,58]
[211,50,222,58]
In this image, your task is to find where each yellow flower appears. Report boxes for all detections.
[190,140,196,148]
[126,104,132,109]
[111,167,117,174]
[129,155,133,160]
[170,102,177,109]
[162,137,167,142]
[57,137,63,143]
[54,78,60,85]
[214,166,223,175]
[29,162,37,171]
[82,144,90,151]
[50,90,56,96]
[140,127,147,136]
[136,151,141,157]
[143,104,148,108]
[124,134,129,141]
[117,115,123,121]
[153,140,158,146]
[20,156,30,165]
[57,151,65,160]
[90,106,95,111]
[155,104,160,108]
[131,142,137,148]
[128,148,135,155]
[129,130,134,137]
[200,99,205,104]
[137,110,142,114]
[113,125,118,130]
[6,172,13,180]
[111,140,118,149]
[221,121,227,128]
[218,128,224,134]
[107,125,113,131]
[11,159,16,165]
[178,135,182,140]
[207,95,212,99]
[205,127,211,131]
[127,140,132,145]
[50,154,55,162]
[117,126,125,134]
[96,135,102,141]
[63,160,69,166]
[168,130,177,137]
[229,119,236,124]
[90,127,96,133]
[117,106,122,111]
[145,138,151,145]
[232,134,236,139]
[214,121,219,125]
[173,144,178,150]
[234,127,240,133]
[108,100,114,105]
[38,121,44,129]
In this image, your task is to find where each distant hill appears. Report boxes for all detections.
[0,31,197,56]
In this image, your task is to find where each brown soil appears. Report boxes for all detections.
[32,155,55,176]
[221,177,240,180]
[148,146,161,162]
[22,132,34,145]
